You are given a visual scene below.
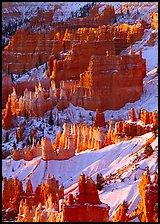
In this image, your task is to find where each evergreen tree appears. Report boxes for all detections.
[8,64,10,75]
[22,65,26,74]
[38,55,42,66]
[13,141,16,149]
[45,58,48,70]
[96,173,105,190]
[4,132,9,142]
[11,73,14,82]
[48,110,54,125]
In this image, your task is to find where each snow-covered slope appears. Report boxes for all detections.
[2,132,158,219]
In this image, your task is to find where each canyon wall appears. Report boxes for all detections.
[2,28,63,75]
[70,51,146,111]
[2,17,147,110]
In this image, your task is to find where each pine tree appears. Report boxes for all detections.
[4,132,9,142]
[8,64,10,75]
[22,65,26,74]
[45,58,48,71]
[48,110,54,125]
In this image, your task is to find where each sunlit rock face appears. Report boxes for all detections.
[2,96,15,130]
[70,52,146,112]
[52,123,106,154]
[16,175,64,222]
[152,13,158,30]
[4,80,57,117]
[62,173,110,222]
[131,167,158,222]
[2,28,63,75]
[112,201,129,222]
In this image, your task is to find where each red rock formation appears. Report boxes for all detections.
[57,88,69,111]
[24,147,34,161]
[17,175,64,222]
[112,200,129,222]
[52,123,106,155]
[42,124,75,160]
[49,19,147,89]
[152,13,158,30]
[130,107,137,122]
[2,28,63,75]
[6,80,57,117]
[12,147,25,161]
[105,108,157,145]
[94,109,106,128]
[18,199,35,222]
[51,39,116,88]
[2,96,15,130]
[70,51,146,111]
[52,5,115,33]
[2,177,25,219]
[62,173,110,222]
[139,108,158,127]
[134,167,158,222]
[105,120,115,146]
[2,74,14,109]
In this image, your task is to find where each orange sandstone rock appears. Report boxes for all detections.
[112,200,129,222]
[2,96,15,130]
[62,173,110,222]
[136,167,158,222]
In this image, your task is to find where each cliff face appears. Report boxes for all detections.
[50,38,116,88]
[2,5,115,76]
[70,51,145,111]
[62,173,110,222]
[2,15,147,112]
[2,28,63,75]
[49,20,146,87]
